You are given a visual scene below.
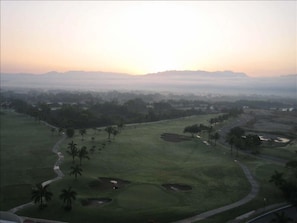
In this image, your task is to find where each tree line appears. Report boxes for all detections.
[226,127,261,155]
[5,98,210,129]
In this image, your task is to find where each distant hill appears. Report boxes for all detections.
[146,70,248,78]
[1,70,296,97]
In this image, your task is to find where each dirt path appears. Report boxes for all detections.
[172,161,259,223]
[9,135,66,213]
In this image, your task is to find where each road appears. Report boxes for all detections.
[172,161,259,223]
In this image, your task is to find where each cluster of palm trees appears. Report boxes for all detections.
[67,141,90,179]
[31,184,77,211]
[67,126,122,179]
[32,125,123,211]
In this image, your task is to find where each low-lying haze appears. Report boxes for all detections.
[1,70,296,98]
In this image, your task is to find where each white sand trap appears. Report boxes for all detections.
[275,137,290,143]
[203,141,210,146]
[170,186,179,191]
[110,180,117,184]
[259,136,269,141]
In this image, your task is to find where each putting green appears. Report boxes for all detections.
[116,184,179,210]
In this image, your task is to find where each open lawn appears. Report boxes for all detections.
[261,141,297,160]
[0,111,60,210]
[18,114,251,223]
[2,111,290,223]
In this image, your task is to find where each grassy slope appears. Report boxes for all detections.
[19,115,251,223]
[0,111,60,210]
[197,159,286,223]
[261,142,297,160]
[2,112,288,223]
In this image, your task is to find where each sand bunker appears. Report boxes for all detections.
[81,198,112,206]
[161,133,192,143]
[89,177,130,190]
[162,184,192,191]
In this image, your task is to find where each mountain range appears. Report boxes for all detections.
[1,70,296,97]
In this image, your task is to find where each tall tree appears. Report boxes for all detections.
[229,126,245,138]
[31,183,53,209]
[212,132,220,146]
[184,124,201,138]
[207,126,213,141]
[78,146,90,166]
[67,141,78,162]
[226,127,245,156]
[112,128,119,139]
[70,164,83,180]
[269,170,286,187]
[245,134,262,154]
[66,128,75,138]
[117,121,124,133]
[226,134,235,156]
[79,129,86,141]
[59,186,77,211]
[105,126,115,140]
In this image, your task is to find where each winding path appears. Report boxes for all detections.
[6,114,274,222]
[172,161,259,223]
[8,134,66,214]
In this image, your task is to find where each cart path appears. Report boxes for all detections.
[9,135,66,213]
[172,161,259,223]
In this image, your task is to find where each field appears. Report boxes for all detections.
[0,110,290,223]
[0,111,60,210]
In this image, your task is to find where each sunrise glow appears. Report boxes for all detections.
[0,1,296,77]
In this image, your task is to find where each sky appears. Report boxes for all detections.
[0,1,296,77]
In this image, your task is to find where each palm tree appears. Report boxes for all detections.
[105,126,115,140]
[78,146,90,166]
[226,134,235,156]
[70,164,82,180]
[212,132,220,146]
[67,141,78,162]
[269,170,286,187]
[79,129,86,141]
[31,183,53,209]
[112,128,119,139]
[117,121,124,132]
[66,128,75,138]
[207,126,213,141]
[59,186,77,211]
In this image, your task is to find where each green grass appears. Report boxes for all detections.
[2,111,291,223]
[0,111,60,210]
[261,142,297,160]
[116,184,179,210]
[196,160,286,223]
[16,114,253,223]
